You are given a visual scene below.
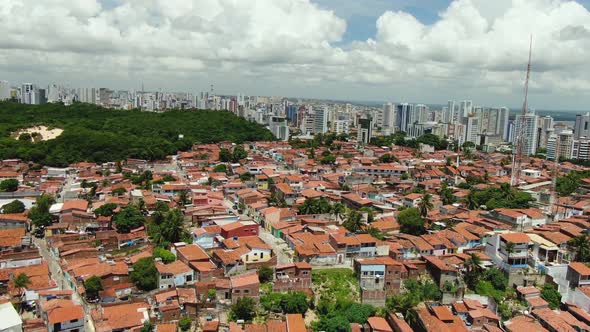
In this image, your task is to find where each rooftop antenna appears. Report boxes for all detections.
[510,35,533,187]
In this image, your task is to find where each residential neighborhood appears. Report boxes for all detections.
[0,135,590,332]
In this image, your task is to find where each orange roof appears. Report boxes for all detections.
[47,304,84,324]
[569,262,590,276]
[500,232,530,244]
[177,244,210,261]
[367,317,393,332]
[61,199,89,211]
[286,313,306,332]
[230,273,259,288]
[156,260,192,275]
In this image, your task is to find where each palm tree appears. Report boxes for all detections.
[418,193,433,218]
[12,273,30,312]
[343,210,364,233]
[464,192,479,210]
[568,235,590,262]
[464,253,482,289]
[177,190,190,207]
[330,202,346,220]
[505,242,516,257]
[500,183,515,200]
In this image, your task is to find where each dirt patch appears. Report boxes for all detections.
[13,126,63,141]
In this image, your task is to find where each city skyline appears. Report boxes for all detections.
[2,0,590,110]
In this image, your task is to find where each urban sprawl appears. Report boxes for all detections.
[1,79,590,332]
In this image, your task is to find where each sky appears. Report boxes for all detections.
[2,0,590,110]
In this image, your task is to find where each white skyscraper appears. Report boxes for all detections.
[313,108,328,134]
[460,100,473,118]
[513,112,539,156]
[575,112,590,139]
[465,116,480,144]
[381,103,395,135]
[0,81,10,100]
[21,83,34,104]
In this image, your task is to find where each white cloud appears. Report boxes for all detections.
[1,0,590,108]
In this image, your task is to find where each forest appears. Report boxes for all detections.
[0,101,275,166]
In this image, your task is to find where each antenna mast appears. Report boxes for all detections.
[510,36,533,187]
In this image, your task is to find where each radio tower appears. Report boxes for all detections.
[510,36,533,187]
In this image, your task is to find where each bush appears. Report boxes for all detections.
[130,257,158,291]
[0,179,18,192]
[258,266,274,283]
[153,247,176,263]
[179,317,192,331]
[1,200,25,214]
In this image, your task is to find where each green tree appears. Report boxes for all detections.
[12,273,30,291]
[232,145,248,162]
[28,194,56,227]
[140,321,154,332]
[94,203,117,217]
[541,284,561,309]
[378,153,397,163]
[213,164,227,173]
[153,247,176,263]
[281,292,309,314]
[417,193,433,218]
[112,187,127,196]
[0,179,19,192]
[239,172,253,181]
[343,210,364,233]
[84,275,103,299]
[439,182,455,205]
[219,148,232,162]
[230,297,256,321]
[313,315,351,332]
[1,200,25,214]
[177,190,190,207]
[130,257,158,291]
[397,208,425,235]
[113,205,145,233]
[464,253,482,290]
[320,155,336,165]
[258,266,274,283]
[159,209,189,244]
[179,317,192,331]
[569,235,590,262]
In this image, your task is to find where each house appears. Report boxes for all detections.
[485,232,530,272]
[173,243,210,265]
[41,299,85,332]
[0,302,22,332]
[274,183,298,206]
[221,220,259,239]
[354,257,408,307]
[156,260,194,289]
[329,233,379,260]
[422,255,460,289]
[342,193,373,209]
[366,317,393,332]
[273,262,312,293]
[402,193,423,208]
[286,313,306,332]
[230,273,260,304]
[567,262,590,289]
[92,302,151,332]
[386,313,413,332]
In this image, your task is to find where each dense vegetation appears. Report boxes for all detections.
[465,183,534,210]
[557,170,590,196]
[0,101,275,166]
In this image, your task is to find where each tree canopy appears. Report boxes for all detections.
[0,101,274,166]
[1,200,25,214]
[397,208,426,235]
[113,205,145,233]
[84,275,103,299]
[130,257,158,291]
[0,179,18,192]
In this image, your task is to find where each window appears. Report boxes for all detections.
[244,289,249,294]
[302,271,309,275]
[70,319,79,323]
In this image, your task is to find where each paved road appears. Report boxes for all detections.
[34,238,96,332]
[258,230,293,265]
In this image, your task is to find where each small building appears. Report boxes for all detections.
[0,302,22,332]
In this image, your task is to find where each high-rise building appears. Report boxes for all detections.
[0,81,10,100]
[547,130,574,160]
[313,108,328,134]
[380,103,395,135]
[357,117,373,145]
[396,103,414,132]
[513,112,539,156]
[465,116,480,144]
[537,116,554,148]
[460,100,473,118]
[575,112,590,139]
[20,83,34,104]
[573,138,590,160]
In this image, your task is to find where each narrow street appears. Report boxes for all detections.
[34,237,96,332]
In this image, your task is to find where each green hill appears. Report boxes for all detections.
[0,101,275,166]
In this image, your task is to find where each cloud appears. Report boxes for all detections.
[1,0,590,108]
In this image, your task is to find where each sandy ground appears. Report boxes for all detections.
[14,126,63,141]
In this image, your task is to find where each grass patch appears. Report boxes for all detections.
[312,268,359,302]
